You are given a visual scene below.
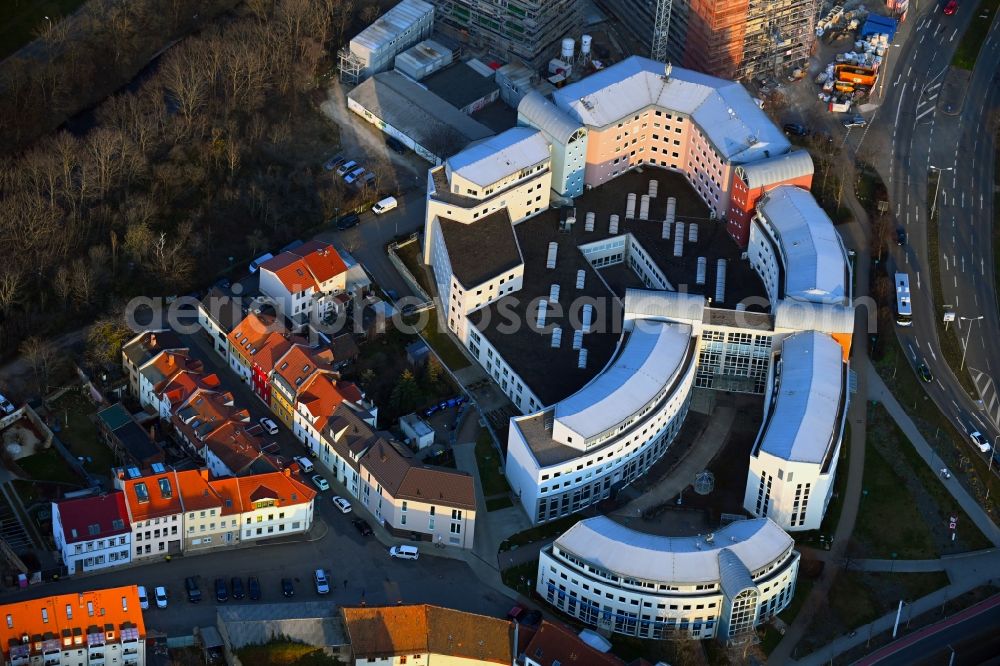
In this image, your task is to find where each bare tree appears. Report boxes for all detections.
[19,336,57,396]
[161,41,211,134]
[360,5,380,24]
[0,268,24,314]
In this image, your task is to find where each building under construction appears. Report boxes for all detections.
[605,0,821,82]
[431,0,582,68]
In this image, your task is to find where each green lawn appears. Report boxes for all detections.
[854,412,939,559]
[404,308,471,371]
[779,577,816,626]
[500,559,538,597]
[235,641,342,665]
[50,391,117,476]
[499,514,584,552]
[475,430,511,497]
[952,0,1000,69]
[17,448,82,485]
[394,239,433,296]
[0,0,87,59]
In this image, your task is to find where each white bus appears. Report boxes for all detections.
[895,272,912,327]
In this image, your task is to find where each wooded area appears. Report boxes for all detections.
[0,0,380,364]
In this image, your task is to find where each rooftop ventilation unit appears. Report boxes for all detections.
[584,211,595,232]
[546,242,558,269]
[665,197,676,225]
[551,327,562,348]
[648,179,658,198]
[609,214,619,234]
[639,194,650,221]
[536,299,547,328]
[688,223,698,243]
[625,193,636,219]
[576,269,586,289]
[572,329,583,350]
[549,284,560,303]
[673,222,685,257]
[715,259,727,303]
[577,348,588,369]
[696,257,707,285]
[662,220,671,240]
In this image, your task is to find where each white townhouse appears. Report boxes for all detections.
[52,492,132,575]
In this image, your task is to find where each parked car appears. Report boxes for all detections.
[259,417,279,435]
[215,578,228,603]
[185,577,202,603]
[423,404,439,418]
[352,519,374,537]
[917,362,932,383]
[782,123,808,136]
[154,586,168,609]
[940,468,952,479]
[389,545,419,560]
[970,431,990,453]
[362,172,377,187]
[324,155,345,171]
[0,393,14,415]
[896,227,907,246]
[386,136,407,154]
[331,496,352,513]
[312,475,330,491]
[294,456,315,473]
[507,606,543,627]
[230,577,245,600]
[372,196,398,215]
[336,213,360,231]
[336,160,357,176]
[843,114,866,128]
[281,578,295,597]
[248,576,261,601]
[138,586,149,610]
[315,569,330,595]
[943,0,958,14]
[344,167,366,184]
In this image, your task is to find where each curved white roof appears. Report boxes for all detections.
[518,90,585,143]
[624,289,705,325]
[773,300,854,334]
[446,127,550,188]
[552,56,789,163]
[760,331,845,464]
[555,516,793,585]
[758,185,848,304]
[736,150,814,188]
[554,321,693,441]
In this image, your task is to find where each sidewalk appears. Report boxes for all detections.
[866,359,1000,546]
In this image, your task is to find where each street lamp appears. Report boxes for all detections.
[959,315,984,371]
[929,165,954,221]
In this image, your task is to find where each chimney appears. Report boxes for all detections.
[199,469,209,481]
[283,468,291,477]
[150,334,157,348]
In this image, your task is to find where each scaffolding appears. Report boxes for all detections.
[338,47,365,85]
[736,0,822,81]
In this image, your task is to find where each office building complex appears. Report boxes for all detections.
[537,516,799,641]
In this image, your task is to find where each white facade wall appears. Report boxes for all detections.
[748,218,782,307]
[536,541,799,640]
[348,97,441,164]
[744,448,841,532]
[130,514,181,561]
[506,353,697,524]
[184,506,239,552]
[52,507,132,575]
[240,500,313,542]
[197,306,230,358]
[466,327,542,414]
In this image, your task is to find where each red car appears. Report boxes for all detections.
[943,0,958,15]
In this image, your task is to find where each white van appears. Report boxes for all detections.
[138,586,149,610]
[372,196,398,215]
[389,545,419,560]
[294,456,314,474]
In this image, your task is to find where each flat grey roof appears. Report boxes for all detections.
[348,72,493,158]
[424,62,499,110]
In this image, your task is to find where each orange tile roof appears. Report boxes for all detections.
[202,421,268,475]
[290,240,347,284]
[174,469,223,512]
[262,254,319,293]
[252,332,293,373]
[0,586,145,657]
[273,345,334,394]
[121,471,185,523]
[208,470,315,515]
[297,373,346,430]
[228,313,279,360]
[158,370,222,411]
[341,604,512,663]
